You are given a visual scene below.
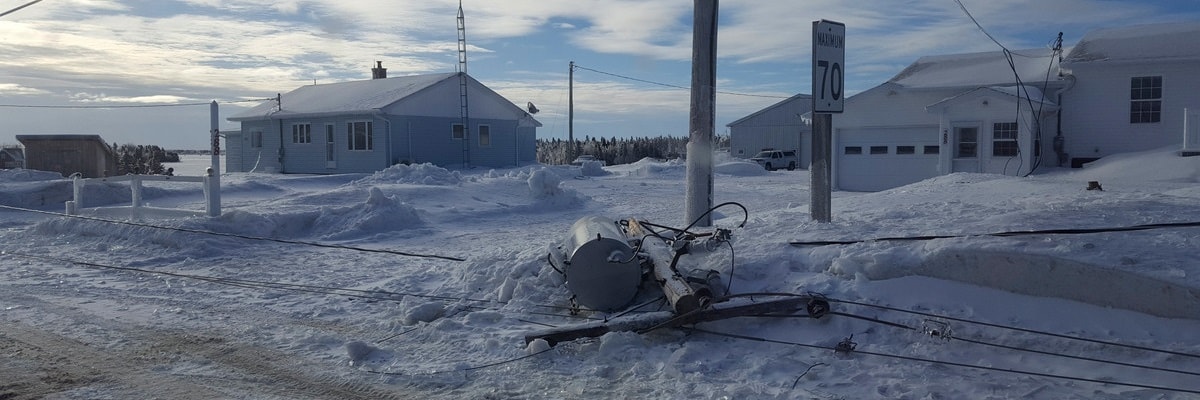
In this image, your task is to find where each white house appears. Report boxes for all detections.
[732,22,1200,192]
[832,48,1064,191]
[727,94,812,166]
[227,64,540,173]
[1058,22,1200,165]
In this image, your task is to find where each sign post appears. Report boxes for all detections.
[811,19,844,223]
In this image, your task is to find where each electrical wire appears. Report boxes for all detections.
[363,347,556,377]
[828,297,1200,360]
[0,0,41,18]
[789,219,1200,246]
[3,249,603,324]
[572,64,791,99]
[0,98,275,109]
[825,310,1200,378]
[686,327,1200,395]
[0,204,465,262]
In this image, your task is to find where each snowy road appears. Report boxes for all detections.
[3,151,1200,399]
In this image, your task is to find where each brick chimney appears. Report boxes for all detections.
[372,61,387,79]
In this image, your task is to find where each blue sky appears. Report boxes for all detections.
[1,0,1196,150]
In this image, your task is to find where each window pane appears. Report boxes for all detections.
[923,145,940,154]
[479,125,490,146]
[897,146,915,155]
[844,146,862,155]
[870,146,888,155]
[452,124,464,139]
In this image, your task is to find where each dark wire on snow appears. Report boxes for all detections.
[684,327,1200,395]
[827,297,1200,360]
[822,310,1200,378]
[2,249,609,326]
[790,220,1200,246]
[0,204,466,262]
[362,347,557,377]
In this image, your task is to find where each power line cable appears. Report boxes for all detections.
[572,64,791,99]
[0,204,465,262]
[0,0,41,18]
[828,297,1200,360]
[789,220,1200,246]
[824,310,1200,378]
[0,98,275,109]
[2,250,601,323]
[686,327,1200,395]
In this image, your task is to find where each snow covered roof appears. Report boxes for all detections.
[888,48,1063,89]
[726,93,811,127]
[1065,22,1200,64]
[926,85,1059,111]
[229,73,460,121]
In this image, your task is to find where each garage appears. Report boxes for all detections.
[835,126,940,191]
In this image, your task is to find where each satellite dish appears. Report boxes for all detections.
[527,102,539,114]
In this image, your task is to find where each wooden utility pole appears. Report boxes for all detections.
[685,0,718,228]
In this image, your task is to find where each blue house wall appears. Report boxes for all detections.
[393,116,525,168]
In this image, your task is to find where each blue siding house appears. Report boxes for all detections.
[227,66,540,173]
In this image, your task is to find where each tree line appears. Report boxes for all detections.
[110,143,180,175]
[536,136,729,166]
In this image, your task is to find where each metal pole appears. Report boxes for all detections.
[209,101,221,217]
[685,0,718,228]
[811,113,832,222]
[568,60,575,163]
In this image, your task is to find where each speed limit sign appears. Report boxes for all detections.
[812,20,845,113]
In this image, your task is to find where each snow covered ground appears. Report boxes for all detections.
[2,149,1199,399]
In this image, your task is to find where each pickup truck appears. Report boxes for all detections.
[749,150,798,171]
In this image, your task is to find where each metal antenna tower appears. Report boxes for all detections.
[457,0,471,168]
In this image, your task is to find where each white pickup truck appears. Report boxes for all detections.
[749,150,798,171]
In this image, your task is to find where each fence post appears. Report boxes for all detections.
[131,176,143,209]
[67,174,84,215]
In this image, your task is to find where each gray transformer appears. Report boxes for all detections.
[548,216,643,311]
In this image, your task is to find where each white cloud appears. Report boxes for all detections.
[68,92,194,104]
[0,83,49,95]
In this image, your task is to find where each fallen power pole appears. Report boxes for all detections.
[526,294,830,347]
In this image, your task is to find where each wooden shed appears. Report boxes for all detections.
[16,134,118,178]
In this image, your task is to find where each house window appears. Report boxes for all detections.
[452,123,465,140]
[325,124,335,163]
[923,145,940,155]
[347,121,373,151]
[844,146,862,155]
[478,125,491,147]
[896,146,915,155]
[292,123,311,144]
[870,146,888,155]
[955,127,978,158]
[992,122,1019,157]
[1130,76,1162,124]
[251,131,263,148]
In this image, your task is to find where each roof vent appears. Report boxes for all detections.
[372,61,387,79]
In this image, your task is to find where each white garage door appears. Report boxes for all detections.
[836,127,939,191]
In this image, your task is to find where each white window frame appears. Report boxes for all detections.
[1130,75,1162,124]
[251,131,263,148]
[992,122,1018,157]
[325,124,336,167]
[347,121,373,151]
[292,123,312,144]
[478,124,491,147]
[955,126,979,158]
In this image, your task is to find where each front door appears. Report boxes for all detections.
[951,125,980,173]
